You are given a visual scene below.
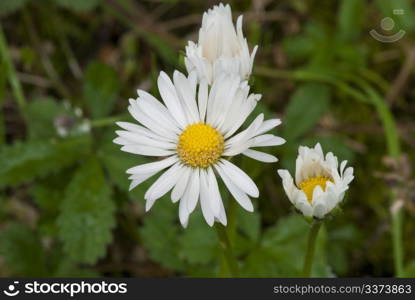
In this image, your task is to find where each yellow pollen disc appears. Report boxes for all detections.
[299,176,333,204]
[177,123,224,168]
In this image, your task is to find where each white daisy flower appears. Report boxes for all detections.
[277,143,354,219]
[184,3,258,84]
[114,71,285,227]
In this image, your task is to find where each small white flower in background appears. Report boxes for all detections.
[114,71,285,227]
[277,143,354,219]
[185,3,258,84]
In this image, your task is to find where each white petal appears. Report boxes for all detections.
[340,160,348,175]
[311,186,327,218]
[179,195,190,228]
[255,119,282,136]
[251,134,286,147]
[225,113,264,148]
[186,169,200,214]
[157,71,188,128]
[126,156,178,175]
[277,169,298,203]
[116,121,174,143]
[137,90,181,133]
[115,130,176,149]
[128,102,177,140]
[207,167,222,216]
[217,159,259,198]
[171,166,191,203]
[197,79,208,122]
[215,165,254,212]
[121,145,174,157]
[314,143,324,159]
[242,149,278,163]
[144,163,183,211]
[128,172,156,191]
[173,71,199,123]
[199,170,214,226]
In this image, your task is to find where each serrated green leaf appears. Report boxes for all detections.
[31,171,74,237]
[97,126,152,202]
[0,223,47,276]
[0,137,91,187]
[57,157,115,264]
[178,211,219,265]
[282,83,330,140]
[53,261,99,277]
[83,61,119,118]
[26,98,66,140]
[241,214,331,277]
[53,0,100,12]
[0,0,30,16]
[140,199,185,271]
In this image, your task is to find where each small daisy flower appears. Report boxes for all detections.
[277,143,354,219]
[184,3,258,84]
[114,71,285,227]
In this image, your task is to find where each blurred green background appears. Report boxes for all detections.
[0,0,414,277]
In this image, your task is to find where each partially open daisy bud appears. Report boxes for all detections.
[184,3,257,84]
[277,143,354,219]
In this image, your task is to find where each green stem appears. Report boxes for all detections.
[391,208,404,277]
[215,224,239,277]
[302,221,322,277]
[0,24,27,113]
[255,66,369,104]
[364,86,403,277]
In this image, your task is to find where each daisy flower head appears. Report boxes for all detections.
[277,143,354,219]
[114,71,285,227]
[184,3,257,84]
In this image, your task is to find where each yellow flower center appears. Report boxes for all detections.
[177,123,224,168]
[299,176,333,203]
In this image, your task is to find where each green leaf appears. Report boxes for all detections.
[31,171,74,237]
[97,126,151,201]
[53,0,100,12]
[26,98,66,140]
[0,223,47,276]
[140,199,185,271]
[178,211,219,265]
[57,157,115,264]
[0,137,91,187]
[241,214,331,277]
[0,0,30,16]
[83,61,119,118]
[327,224,361,275]
[237,206,261,243]
[338,0,365,41]
[282,83,330,140]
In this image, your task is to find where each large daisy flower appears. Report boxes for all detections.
[114,71,285,227]
[184,3,257,85]
[277,143,354,219]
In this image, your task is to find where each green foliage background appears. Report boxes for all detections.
[0,0,414,277]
